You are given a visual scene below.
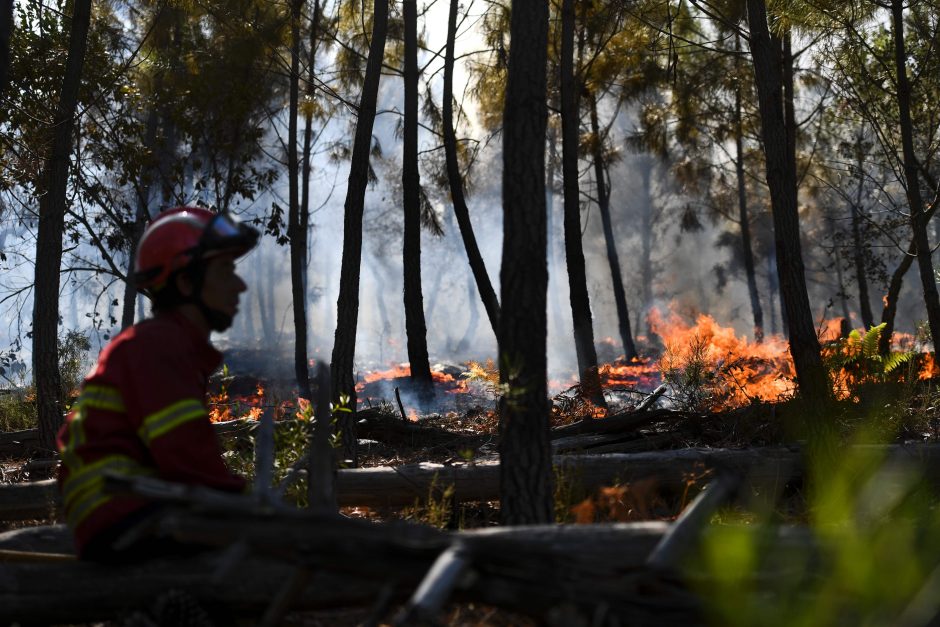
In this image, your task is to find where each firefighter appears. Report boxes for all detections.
[57,207,259,562]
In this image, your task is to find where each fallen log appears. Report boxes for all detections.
[9,444,940,518]
[550,408,695,438]
[0,513,817,625]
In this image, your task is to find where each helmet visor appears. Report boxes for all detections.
[201,213,259,257]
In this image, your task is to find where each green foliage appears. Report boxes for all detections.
[660,335,720,412]
[824,323,915,398]
[402,472,455,529]
[58,329,91,399]
[694,424,940,627]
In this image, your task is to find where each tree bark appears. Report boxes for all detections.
[288,0,312,400]
[891,0,940,353]
[734,34,764,343]
[639,155,655,338]
[498,0,553,525]
[560,0,606,405]
[851,131,874,329]
[589,91,638,362]
[301,0,321,301]
[745,0,829,403]
[33,0,93,455]
[402,0,432,391]
[0,0,12,103]
[442,0,500,337]
[331,0,388,465]
[121,106,159,330]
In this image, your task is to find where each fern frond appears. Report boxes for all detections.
[861,323,886,360]
[883,350,915,374]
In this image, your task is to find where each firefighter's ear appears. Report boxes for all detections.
[174,271,196,298]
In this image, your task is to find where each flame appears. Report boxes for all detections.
[648,308,796,409]
[208,382,267,423]
[920,354,938,380]
[355,363,470,399]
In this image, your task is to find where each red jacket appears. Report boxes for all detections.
[57,311,246,557]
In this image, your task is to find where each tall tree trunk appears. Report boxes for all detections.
[829,218,852,324]
[121,106,159,330]
[442,0,500,336]
[891,0,940,353]
[402,0,432,391]
[499,0,552,525]
[256,252,274,344]
[639,155,655,338]
[288,0,312,400]
[734,34,764,343]
[33,0,93,455]
[546,124,565,342]
[589,91,637,363]
[851,130,874,329]
[0,0,12,103]
[560,0,605,405]
[455,272,479,354]
[301,0,321,298]
[331,0,388,466]
[745,0,829,403]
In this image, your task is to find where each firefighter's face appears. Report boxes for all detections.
[200,253,248,326]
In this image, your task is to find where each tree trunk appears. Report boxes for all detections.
[891,0,940,353]
[734,34,764,343]
[560,0,605,405]
[546,124,565,342]
[589,91,638,362]
[331,0,388,465]
[301,0,321,300]
[402,0,432,392]
[639,155,655,338]
[442,0,500,336]
[0,0,12,102]
[851,132,874,329]
[33,0,93,455]
[288,0,312,400]
[121,106,159,330]
[745,0,829,403]
[498,0,553,525]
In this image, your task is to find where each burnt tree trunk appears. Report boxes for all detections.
[33,0,93,455]
[589,91,637,362]
[499,0,553,525]
[0,0,12,103]
[560,0,605,405]
[891,0,940,353]
[331,0,388,465]
[734,34,764,343]
[442,0,500,336]
[288,0,312,400]
[402,0,432,391]
[746,0,829,403]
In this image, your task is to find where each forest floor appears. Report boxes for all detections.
[2,357,940,625]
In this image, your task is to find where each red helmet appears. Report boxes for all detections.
[134,207,259,291]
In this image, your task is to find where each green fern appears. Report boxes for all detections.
[824,323,914,392]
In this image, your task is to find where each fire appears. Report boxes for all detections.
[646,308,796,409]
[919,353,938,380]
[208,382,267,423]
[355,363,470,398]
